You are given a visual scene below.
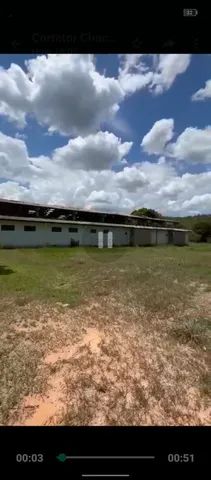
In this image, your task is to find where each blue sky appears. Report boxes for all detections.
[0,54,210,215]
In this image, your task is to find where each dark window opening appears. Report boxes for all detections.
[24,225,36,231]
[1,224,15,231]
[52,227,62,232]
[69,227,78,233]
[103,229,109,234]
[91,229,96,233]
[125,231,128,235]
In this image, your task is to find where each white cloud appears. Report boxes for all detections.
[118,54,191,95]
[86,189,135,212]
[192,79,211,101]
[157,156,166,165]
[141,121,211,165]
[169,126,211,164]
[15,132,27,140]
[52,131,132,170]
[118,54,154,94]
[0,180,29,200]
[115,166,148,192]
[0,131,30,179]
[119,71,153,95]
[141,119,174,154]
[150,54,191,94]
[86,190,120,211]
[0,54,192,137]
[182,193,211,211]
[0,54,124,136]
[1,127,211,217]
[0,63,31,127]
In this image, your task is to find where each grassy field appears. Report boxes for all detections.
[0,244,210,425]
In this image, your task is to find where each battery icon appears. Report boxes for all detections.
[183,9,198,17]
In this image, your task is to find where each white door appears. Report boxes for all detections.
[98,231,103,248]
[107,231,113,248]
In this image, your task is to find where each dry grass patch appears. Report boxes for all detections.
[0,244,211,426]
[169,317,211,347]
[4,296,209,427]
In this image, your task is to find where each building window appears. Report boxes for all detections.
[69,227,78,233]
[103,229,109,234]
[52,227,62,232]
[125,231,128,235]
[24,225,36,232]
[90,229,96,233]
[1,224,15,231]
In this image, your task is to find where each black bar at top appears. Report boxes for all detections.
[0,5,210,53]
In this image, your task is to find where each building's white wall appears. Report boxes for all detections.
[0,222,47,247]
[134,229,152,245]
[173,231,189,245]
[113,228,130,246]
[69,225,130,247]
[82,226,130,246]
[0,219,189,247]
[151,230,157,245]
[156,230,169,245]
[0,221,81,247]
[0,221,132,248]
[80,226,99,246]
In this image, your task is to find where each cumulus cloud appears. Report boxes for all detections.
[0,131,30,179]
[118,54,153,94]
[86,189,135,212]
[86,190,121,211]
[0,55,192,135]
[182,193,211,211]
[141,119,174,155]
[150,54,191,94]
[118,54,191,95]
[141,121,211,165]
[52,131,132,170]
[0,63,31,127]
[192,79,211,101]
[115,166,148,192]
[169,126,211,164]
[1,130,211,216]
[0,180,29,200]
[0,54,124,136]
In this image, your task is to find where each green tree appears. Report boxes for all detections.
[131,208,163,219]
[193,221,211,242]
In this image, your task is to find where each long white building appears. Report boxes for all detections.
[0,199,189,248]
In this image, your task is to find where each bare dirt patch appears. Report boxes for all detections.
[45,327,103,365]
[6,293,210,427]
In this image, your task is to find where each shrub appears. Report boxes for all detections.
[131,208,162,219]
[193,221,211,242]
[189,231,201,243]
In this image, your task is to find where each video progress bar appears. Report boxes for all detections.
[82,475,130,478]
[66,456,155,460]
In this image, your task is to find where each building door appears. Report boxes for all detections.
[107,231,113,248]
[129,229,135,246]
[168,230,174,244]
[98,231,103,248]
[103,229,109,247]
[69,228,79,246]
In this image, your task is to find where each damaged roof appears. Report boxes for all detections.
[0,198,179,228]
